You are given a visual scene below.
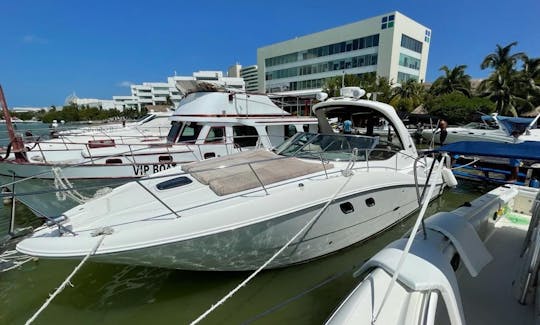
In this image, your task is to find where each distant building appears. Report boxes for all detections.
[228,64,242,78]
[112,71,245,111]
[240,65,259,92]
[257,11,431,99]
[65,94,116,110]
[11,106,50,113]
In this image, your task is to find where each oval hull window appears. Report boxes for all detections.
[340,202,354,214]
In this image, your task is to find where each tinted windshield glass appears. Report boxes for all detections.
[275,132,380,161]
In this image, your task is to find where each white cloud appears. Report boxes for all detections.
[22,35,48,44]
[117,81,133,88]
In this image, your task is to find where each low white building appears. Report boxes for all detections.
[115,71,245,111]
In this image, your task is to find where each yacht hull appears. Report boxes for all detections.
[18,182,444,271]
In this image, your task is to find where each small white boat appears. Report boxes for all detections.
[0,84,317,217]
[16,87,448,271]
[422,114,540,145]
[326,182,540,324]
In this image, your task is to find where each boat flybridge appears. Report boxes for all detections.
[16,87,451,271]
[326,142,540,325]
[422,113,540,145]
[0,82,318,217]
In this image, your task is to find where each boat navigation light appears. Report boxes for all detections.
[340,87,366,99]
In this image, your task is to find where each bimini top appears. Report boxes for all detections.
[496,116,537,136]
[172,91,290,118]
[432,141,540,161]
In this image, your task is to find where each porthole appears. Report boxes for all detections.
[159,155,173,163]
[105,158,122,164]
[340,202,354,214]
[156,177,193,190]
[366,198,375,207]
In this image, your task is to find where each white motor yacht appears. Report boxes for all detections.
[0,83,317,217]
[16,87,447,271]
[422,114,540,145]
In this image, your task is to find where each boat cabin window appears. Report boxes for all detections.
[205,127,225,143]
[167,121,182,143]
[233,125,258,148]
[179,122,203,143]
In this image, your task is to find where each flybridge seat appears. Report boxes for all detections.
[182,149,333,196]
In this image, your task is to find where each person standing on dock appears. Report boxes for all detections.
[438,119,448,145]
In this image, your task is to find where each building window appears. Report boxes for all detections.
[266,53,379,81]
[399,53,421,70]
[424,29,431,43]
[401,34,423,53]
[398,72,419,83]
[264,34,380,69]
[381,15,395,29]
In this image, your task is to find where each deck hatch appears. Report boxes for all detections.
[156,177,193,190]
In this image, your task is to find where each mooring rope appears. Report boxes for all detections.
[190,171,355,325]
[25,234,106,325]
[371,154,447,324]
[0,250,35,272]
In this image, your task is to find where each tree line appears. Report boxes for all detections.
[323,42,540,124]
[11,104,147,124]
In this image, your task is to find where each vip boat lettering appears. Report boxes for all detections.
[132,163,177,176]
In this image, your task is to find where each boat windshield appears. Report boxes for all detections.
[462,122,497,130]
[274,132,384,161]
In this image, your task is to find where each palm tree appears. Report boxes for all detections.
[479,42,528,116]
[481,42,525,75]
[477,71,527,116]
[430,65,472,97]
[322,74,361,97]
[389,79,425,111]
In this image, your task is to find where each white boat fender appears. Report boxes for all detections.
[442,167,458,188]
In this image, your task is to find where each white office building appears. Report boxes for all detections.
[113,71,245,111]
[257,11,431,95]
[240,65,259,92]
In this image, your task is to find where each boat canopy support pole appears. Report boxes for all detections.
[8,172,16,235]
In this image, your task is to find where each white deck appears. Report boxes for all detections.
[438,215,535,324]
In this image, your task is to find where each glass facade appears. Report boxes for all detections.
[400,34,423,53]
[266,53,378,81]
[397,72,419,83]
[265,34,379,67]
[399,53,420,70]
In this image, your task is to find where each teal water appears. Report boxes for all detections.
[0,183,489,325]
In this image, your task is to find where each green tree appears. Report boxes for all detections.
[478,42,529,116]
[424,92,495,124]
[389,80,425,112]
[430,65,472,97]
[322,74,361,97]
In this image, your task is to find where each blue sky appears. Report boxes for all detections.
[1,0,539,107]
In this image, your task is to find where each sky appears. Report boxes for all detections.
[1,0,539,107]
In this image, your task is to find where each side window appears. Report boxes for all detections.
[285,125,297,138]
[167,121,182,143]
[178,122,203,143]
[233,125,258,148]
[205,127,225,143]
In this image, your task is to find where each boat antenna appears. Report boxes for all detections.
[0,85,26,161]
